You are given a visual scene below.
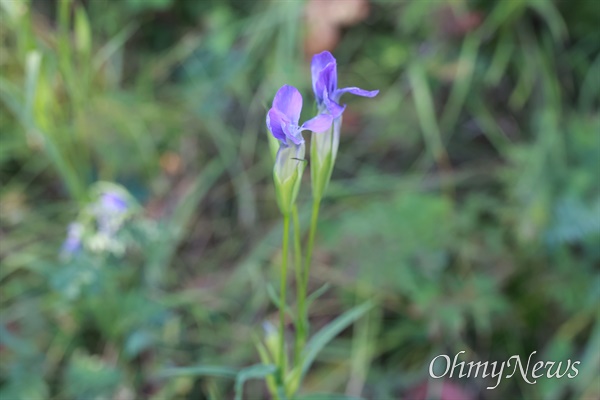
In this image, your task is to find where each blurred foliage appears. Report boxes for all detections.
[1,0,599,399]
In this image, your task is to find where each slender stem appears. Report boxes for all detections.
[304,198,321,286]
[292,205,303,362]
[279,214,290,374]
[297,198,321,348]
[292,206,303,281]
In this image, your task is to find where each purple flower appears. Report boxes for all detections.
[311,51,379,118]
[266,85,333,146]
[61,222,83,256]
[99,191,128,214]
[96,190,129,236]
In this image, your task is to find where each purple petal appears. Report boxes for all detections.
[287,128,305,146]
[323,89,346,119]
[300,113,333,133]
[311,51,336,79]
[100,191,128,213]
[312,54,337,102]
[272,85,303,124]
[61,223,83,255]
[267,108,289,142]
[334,87,379,102]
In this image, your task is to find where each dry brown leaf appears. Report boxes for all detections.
[305,0,370,55]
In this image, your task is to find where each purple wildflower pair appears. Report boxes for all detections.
[267,51,379,148]
[264,53,379,397]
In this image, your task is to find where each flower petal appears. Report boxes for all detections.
[300,113,333,133]
[312,53,337,102]
[272,85,303,124]
[100,191,128,213]
[267,108,289,142]
[61,222,83,255]
[287,127,305,146]
[311,51,336,77]
[323,89,346,119]
[334,87,379,102]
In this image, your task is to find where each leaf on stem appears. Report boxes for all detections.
[300,301,374,377]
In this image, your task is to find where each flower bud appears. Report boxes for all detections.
[273,141,306,216]
[258,322,283,396]
[310,116,341,201]
[267,129,280,161]
[262,321,280,362]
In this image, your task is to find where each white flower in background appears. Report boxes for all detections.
[61,183,136,257]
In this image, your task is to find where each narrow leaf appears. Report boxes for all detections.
[306,283,331,306]
[234,364,277,400]
[158,365,237,379]
[267,283,294,318]
[301,301,374,376]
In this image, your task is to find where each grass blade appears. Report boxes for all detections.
[234,364,277,400]
[301,301,374,377]
[158,365,237,379]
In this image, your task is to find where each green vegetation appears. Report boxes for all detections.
[1,0,598,399]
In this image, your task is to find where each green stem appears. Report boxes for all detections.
[292,206,303,282]
[279,214,290,375]
[304,198,321,285]
[292,205,303,363]
[298,198,321,347]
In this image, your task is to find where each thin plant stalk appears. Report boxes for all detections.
[292,205,304,362]
[297,198,321,347]
[279,214,290,376]
[304,198,321,286]
[292,206,303,279]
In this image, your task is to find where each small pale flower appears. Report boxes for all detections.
[99,191,128,214]
[61,222,84,256]
[95,190,129,236]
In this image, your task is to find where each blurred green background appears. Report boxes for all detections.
[1,0,599,399]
